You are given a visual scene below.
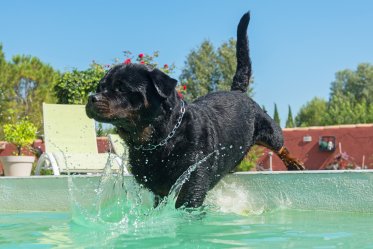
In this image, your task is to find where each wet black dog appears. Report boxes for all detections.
[86,12,305,208]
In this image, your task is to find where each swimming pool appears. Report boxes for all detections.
[1,171,373,248]
[1,208,373,248]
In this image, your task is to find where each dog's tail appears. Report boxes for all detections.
[231,12,252,92]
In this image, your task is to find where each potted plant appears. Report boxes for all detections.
[0,118,37,176]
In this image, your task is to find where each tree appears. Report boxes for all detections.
[325,93,372,125]
[295,97,328,127]
[273,103,280,126]
[295,63,373,127]
[285,105,295,128]
[216,39,238,91]
[0,44,10,128]
[326,63,373,125]
[179,41,219,100]
[0,45,59,135]
[179,39,253,101]
[262,105,267,113]
[330,63,373,104]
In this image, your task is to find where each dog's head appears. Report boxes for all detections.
[86,63,177,132]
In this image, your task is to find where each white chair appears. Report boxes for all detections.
[35,103,129,175]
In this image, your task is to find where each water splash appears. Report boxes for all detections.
[166,151,218,204]
[206,180,265,215]
[67,150,224,233]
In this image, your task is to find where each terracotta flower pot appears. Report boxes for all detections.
[0,156,35,176]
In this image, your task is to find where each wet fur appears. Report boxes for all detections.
[86,12,304,208]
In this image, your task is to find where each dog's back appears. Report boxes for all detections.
[231,12,251,92]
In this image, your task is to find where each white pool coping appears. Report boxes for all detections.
[1,170,373,212]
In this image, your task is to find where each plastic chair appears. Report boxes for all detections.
[35,103,129,175]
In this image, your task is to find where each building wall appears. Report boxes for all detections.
[259,124,373,171]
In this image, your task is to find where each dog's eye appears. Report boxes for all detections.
[127,92,143,107]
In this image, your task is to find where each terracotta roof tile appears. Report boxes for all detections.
[283,123,373,132]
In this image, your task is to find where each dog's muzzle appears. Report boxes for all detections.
[86,94,110,119]
[88,94,104,104]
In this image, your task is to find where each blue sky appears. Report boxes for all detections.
[1,0,373,127]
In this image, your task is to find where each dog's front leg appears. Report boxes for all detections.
[175,168,211,209]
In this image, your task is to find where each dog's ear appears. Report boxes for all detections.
[149,68,177,98]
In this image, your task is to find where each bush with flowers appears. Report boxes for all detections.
[54,51,187,104]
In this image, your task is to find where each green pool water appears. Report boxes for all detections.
[2,167,373,248]
[1,209,373,248]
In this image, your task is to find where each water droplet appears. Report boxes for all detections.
[229,145,233,149]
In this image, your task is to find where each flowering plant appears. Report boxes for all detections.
[325,151,356,170]
[121,51,187,99]
[55,50,187,105]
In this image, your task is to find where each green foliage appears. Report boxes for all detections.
[96,123,117,137]
[330,63,373,104]
[295,97,328,127]
[179,41,218,100]
[235,145,263,172]
[285,105,295,128]
[325,63,373,124]
[54,63,105,104]
[54,51,177,105]
[273,104,281,127]
[0,44,59,135]
[216,39,238,91]
[295,63,373,127]
[179,39,253,101]
[262,105,267,113]
[3,118,37,156]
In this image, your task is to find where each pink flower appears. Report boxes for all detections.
[183,85,187,91]
[177,91,183,99]
[164,64,168,69]
[138,53,144,59]
[124,58,131,64]
[140,61,145,64]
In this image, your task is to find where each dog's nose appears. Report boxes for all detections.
[89,94,101,103]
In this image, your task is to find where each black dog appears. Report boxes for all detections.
[86,12,305,208]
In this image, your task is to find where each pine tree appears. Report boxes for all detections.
[285,105,295,128]
[262,105,267,113]
[274,103,281,127]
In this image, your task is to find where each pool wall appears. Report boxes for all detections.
[1,170,373,212]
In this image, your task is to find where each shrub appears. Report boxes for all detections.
[235,145,264,172]
[3,118,37,156]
